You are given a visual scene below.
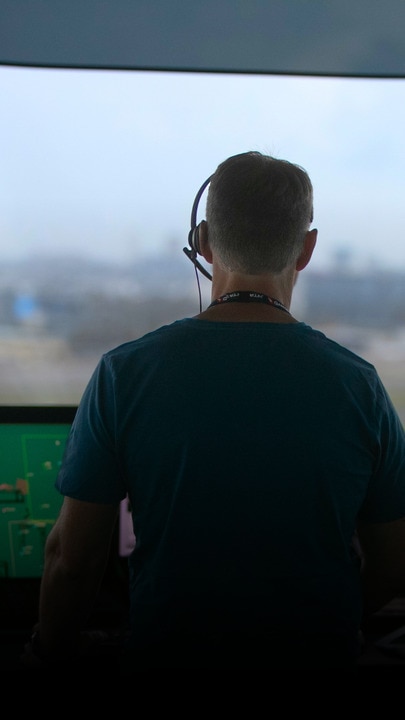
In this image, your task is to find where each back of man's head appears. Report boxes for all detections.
[206,151,313,274]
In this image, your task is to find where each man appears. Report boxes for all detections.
[22,151,405,672]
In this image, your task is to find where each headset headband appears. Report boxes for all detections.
[190,175,212,230]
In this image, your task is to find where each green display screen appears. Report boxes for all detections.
[0,407,76,578]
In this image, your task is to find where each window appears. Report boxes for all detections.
[1,66,404,423]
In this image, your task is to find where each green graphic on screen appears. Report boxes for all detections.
[0,425,70,578]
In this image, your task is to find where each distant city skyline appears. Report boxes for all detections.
[0,252,404,421]
[1,66,405,271]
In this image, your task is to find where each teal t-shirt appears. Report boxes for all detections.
[56,319,405,666]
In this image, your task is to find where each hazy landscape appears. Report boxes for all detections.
[0,254,404,425]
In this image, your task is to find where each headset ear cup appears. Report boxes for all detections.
[189,224,201,255]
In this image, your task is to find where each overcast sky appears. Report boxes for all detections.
[1,65,405,272]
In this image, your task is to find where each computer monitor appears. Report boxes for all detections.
[0,405,77,579]
[0,404,131,666]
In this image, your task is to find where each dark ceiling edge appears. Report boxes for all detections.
[1,61,405,79]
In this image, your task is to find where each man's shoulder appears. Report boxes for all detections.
[104,318,194,357]
[303,324,376,371]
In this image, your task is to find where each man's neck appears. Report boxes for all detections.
[198,278,298,323]
[210,267,295,314]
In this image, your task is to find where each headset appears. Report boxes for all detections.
[183,175,213,282]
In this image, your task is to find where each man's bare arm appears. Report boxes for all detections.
[37,496,120,658]
[357,516,405,619]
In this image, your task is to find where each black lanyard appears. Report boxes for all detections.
[208,291,290,315]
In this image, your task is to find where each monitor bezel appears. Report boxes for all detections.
[0,405,77,424]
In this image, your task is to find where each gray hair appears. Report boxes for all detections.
[206,151,314,274]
